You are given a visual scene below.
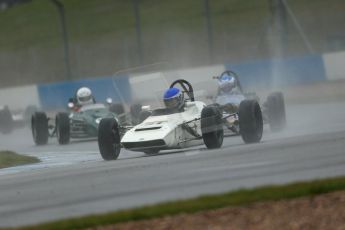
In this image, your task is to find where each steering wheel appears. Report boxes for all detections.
[169,79,195,102]
[219,70,243,93]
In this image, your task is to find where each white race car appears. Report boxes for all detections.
[98,79,263,160]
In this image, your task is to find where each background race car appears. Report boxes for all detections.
[31,103,121,145]
[210,70,286,136]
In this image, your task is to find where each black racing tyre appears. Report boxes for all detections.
[138,110,151,123]
[266,92,286,132]
[109,103,125,115]
[130,103,142,125]
[144,149,160,155]
[239,100,263,143]
[201,105,224,149]
[98,118,121,160]
[31,112,48,145]
[56,112,70,145]
[0,106,14,134]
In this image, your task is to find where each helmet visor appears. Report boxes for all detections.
[164,97,180,109]
[79,95,92,102]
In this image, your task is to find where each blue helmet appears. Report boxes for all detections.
[163,87,184,109]
[218,73,236,93]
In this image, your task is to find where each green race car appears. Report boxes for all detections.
[31,103,123,145]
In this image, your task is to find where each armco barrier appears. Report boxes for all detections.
[225,54,326,89]
[37,76,131,110]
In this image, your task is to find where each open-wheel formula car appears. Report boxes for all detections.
[31,103,120,145]
[211,70,286,135]
[97,79,264,160]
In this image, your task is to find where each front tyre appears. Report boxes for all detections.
[56,112,70,145]
[239,100,263,143]
[201,105,224,149]
[31,112,48,145]
[98,118,121,160]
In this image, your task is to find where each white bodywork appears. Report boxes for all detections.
[121,101,206,152]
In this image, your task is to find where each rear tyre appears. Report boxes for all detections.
[56,112,70,145]
[98,118,121,160]
[201,105,224,149]
[239,100,263,143]
[266,92,286,132]
[31,112,48,145]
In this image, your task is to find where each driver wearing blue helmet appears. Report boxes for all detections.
[163,87,185,111]
[217,73,240,96]
[216,72,245,113]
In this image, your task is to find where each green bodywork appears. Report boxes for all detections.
[69,106,117,138]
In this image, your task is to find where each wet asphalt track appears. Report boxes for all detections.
[0,102,345,227]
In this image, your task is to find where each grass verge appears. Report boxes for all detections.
[8,176,345,230]
[0,151,40,169]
